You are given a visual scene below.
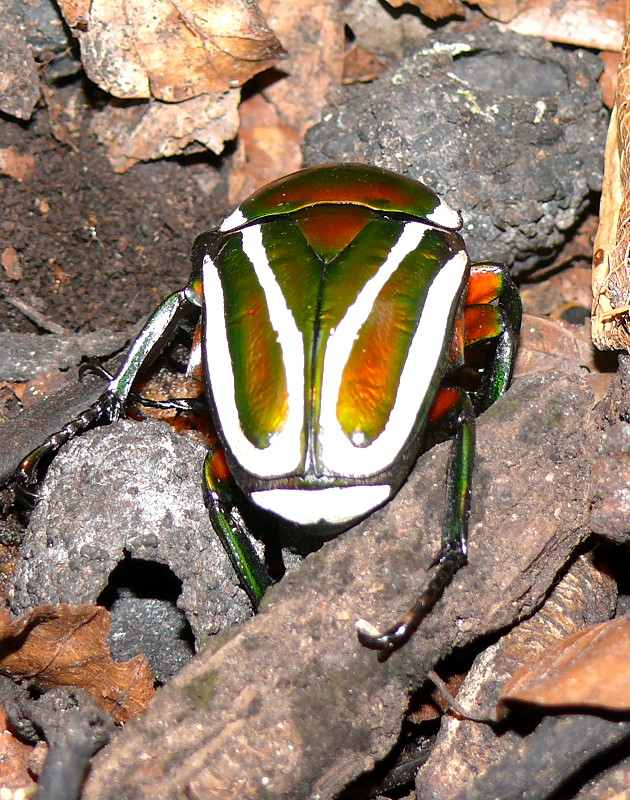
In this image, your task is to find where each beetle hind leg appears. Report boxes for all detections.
[357,389,475,660]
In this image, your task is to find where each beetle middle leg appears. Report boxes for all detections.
[357,388,475,660]
[78,357,205,416]
[203,445,271,608]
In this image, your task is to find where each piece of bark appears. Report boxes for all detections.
[80,371,596,800]
[415,555,617,800]
[453,715,630,800]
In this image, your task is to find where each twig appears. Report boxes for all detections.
[3,295,69,336]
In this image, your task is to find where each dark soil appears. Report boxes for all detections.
[0,83,229,335]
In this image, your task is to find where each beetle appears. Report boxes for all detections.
[17,163,521,658]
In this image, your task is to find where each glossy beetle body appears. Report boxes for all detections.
[18,164,521,657]
[196,165,469,530]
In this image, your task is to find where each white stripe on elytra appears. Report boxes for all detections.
[426,199,461,230]
[219,208,247,232]
[202,225,304,476]
[319,223,468,477]
[251,484,392,526]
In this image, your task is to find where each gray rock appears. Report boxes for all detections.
[8,420,254,649]
[304,24,607,273]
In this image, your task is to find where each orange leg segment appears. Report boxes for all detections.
[429,387,461,424]
[465,263,504,305]
[463,305,502,346]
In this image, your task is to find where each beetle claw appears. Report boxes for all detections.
[78,357,114,383]
[356,617,414,661]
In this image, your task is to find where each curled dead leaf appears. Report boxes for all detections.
[0,605,154,724]
[593,11,630,350]
[386,0,465,19]
[477,0,624,50]
[58,0,285,101]
[499,616,630,715]
[90,90,240,173]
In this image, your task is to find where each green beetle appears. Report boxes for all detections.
[17,164,521,658]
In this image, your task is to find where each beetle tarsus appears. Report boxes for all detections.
[128,395,205,415]
[356,547,467,660]
[15,389,124,503]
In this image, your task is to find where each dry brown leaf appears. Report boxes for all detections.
[593,7,630,351]
[1,247,22,281]
[227,92,302,206]
[342,45,387,84]
[90,90,240,173]
[600,51,621,108]
[514,314,599,375]
[260,0,343,137]
[0,704,36,794]
[228,0,343,204]
[58,0,285,101]
[0,605,154,724]
[499,616,630,713]
[478,0,624,50]
[384,0,465,20]
[521,264,593,317]
[514,314,614,400]
[0,148,35,182]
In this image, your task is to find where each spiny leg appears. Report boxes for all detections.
[16,286,200,496]
[203,446,271,608]
[357,389,475,660]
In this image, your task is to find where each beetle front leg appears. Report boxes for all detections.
[203,447,272,609]
[357,389,475,660]
[16,286,200,496]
